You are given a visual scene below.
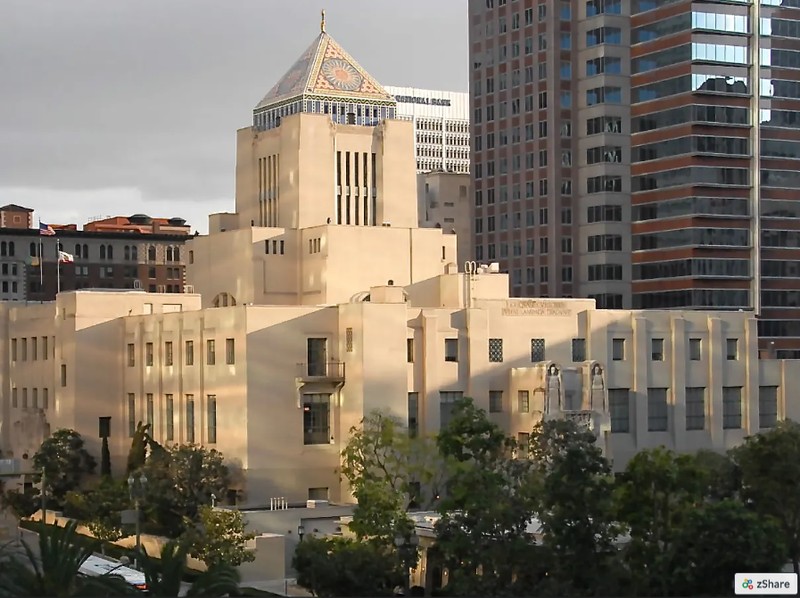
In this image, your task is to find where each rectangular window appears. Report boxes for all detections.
[759,386,778,429]
[647,387,669,431]
[346,328,354,352]
[445,338,458,362]
[186,394,195,443]
[145,342,154,366]
[518,390,530,413]
[207,395,217,444]
[11,387,17,408]
[146,393,154,427]
[128,393,136,437]
[612,338,625,361]
[531,338,546,362]
[651,338,664,361]
[207,339,216,365]
[165,341,173,366]
[689,338,701,361]
[726,338,739,360]
[31,337,37,361]
[407,338,414,363]
[166,394,174,441]
[22,388,27,408]
[685,387,706,430]
[303,393,331,445]
[21,338,27,361]
[408,392,419,437]
[186,340,194,366]
[440,391,463,429]
[572,338,586,362]
[11,338,16,362]
[489,338,504,362]
[42,336,48,360]
[226,338,235,365]
[723,386,742,429]
[42,388,48,410]
[489,390,503,413]
[127,343,135,367]
[608,388,630,433]
[60,364,67,387]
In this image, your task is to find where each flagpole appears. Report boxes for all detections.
[56,237,60,295]
[38,234,43,289]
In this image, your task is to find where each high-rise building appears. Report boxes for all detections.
[471,0,800,356]
[630,1,800,358]
[384,86,471,174]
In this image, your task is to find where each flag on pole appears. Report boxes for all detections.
[58,251,74,264]
[39,221,56,236]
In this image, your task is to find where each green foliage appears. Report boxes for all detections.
[0,520,137,598]
[126,422,150,474]
[340,411,443,542]
[293,536,401,597]
[732,420,800,574]
[142,444,231,537]
[100,437,112,477]
[63,477,128,543]
[33,429,96,506]
[185,505,256,568]
[1,486,40,519]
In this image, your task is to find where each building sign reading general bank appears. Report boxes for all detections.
[394,95,452,107]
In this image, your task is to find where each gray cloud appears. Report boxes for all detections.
[0,0,467,214]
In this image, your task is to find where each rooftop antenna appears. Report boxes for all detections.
[321,9,326,33]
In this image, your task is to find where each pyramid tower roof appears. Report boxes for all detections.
[255,14,395,110]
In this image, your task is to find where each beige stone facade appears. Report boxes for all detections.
[418,171,473,268]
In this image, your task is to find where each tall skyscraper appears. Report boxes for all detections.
[471,0,800,355]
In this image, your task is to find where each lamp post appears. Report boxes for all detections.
[394,531,420,596]
[127,472,147,569]
[297,524,305,542]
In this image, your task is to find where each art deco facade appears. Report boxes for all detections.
[2,17,799,508]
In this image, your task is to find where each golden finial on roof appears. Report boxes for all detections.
[321,9,326,33]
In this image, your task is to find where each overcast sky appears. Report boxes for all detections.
[0,0,467,233]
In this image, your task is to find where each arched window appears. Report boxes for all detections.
[74,244,81,258]
[148,246,156,261]
[124,246,130,261]
[166,247,173,262]
[30,243,36,257]
[82,244,88,258]
[9,242,15,257]
[107,245,113,260]
[131,246,138,260]
[173,247,180,262]
[1,242,6,257]
[100,245,106,260]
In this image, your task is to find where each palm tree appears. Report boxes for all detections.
[136,539,241,597]
[0,520,137,597]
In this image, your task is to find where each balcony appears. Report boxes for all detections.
[296,361,346,382]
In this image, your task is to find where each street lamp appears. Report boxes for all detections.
[297,524,305,542]
[394,531,420,596]
[127,472,148,569]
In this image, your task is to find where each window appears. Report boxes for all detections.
[722,386,743,429]
[207,339,216,365]
[652,338,664,361]
[759,386,778,429]
[146,393,154,427]
[165,341,173,366]
[407,338,414,363]
[518,390,530,413]
[43,336,49,360]
[648,388,669,431]
[572,338,586,361]
[207,395,217,443]
[166,394,174,441]
[408,392,419,437]
[42,388,48,410]
[612,338,625,361]
[186,340,194,366]
[303,393,331,445]
[31,338,37,361]
[145,342,154,366]
[726,338,739,360]
[11,387,17,408]
[21,338,26,361]
[128,393,136,437]
[346,328,354,352]
[10,338,16,362]
[127,343,135,367]
[531,338,546,362]
[186,395,195,442]
[608,389,630,433]
[226,338,235,365]
[689,338,701,360]
[488,390,503,413]
[440,391,464,428]
[22,388,27,408]
[685,387,706,430]
[60,364,67,387]
[445,338,458,362]
[489,338,503,362]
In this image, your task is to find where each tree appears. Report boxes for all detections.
[64,477,129,549]
[185,505,255,568]
[732,420,800,574]
[33,429,96,506]
[340,411,443,542]
[434,397,541,596]
[293,536,401,597]
[0,520,137,598]
[530,419,619,597]
[100,437,112,477]
[670,499,786,596]
[142,444,230,536]
[1,487,40,519]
